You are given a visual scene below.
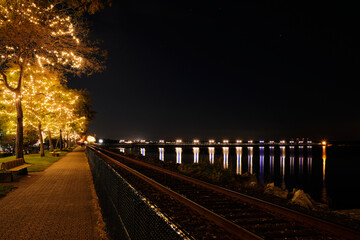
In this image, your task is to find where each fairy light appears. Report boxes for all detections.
[0,2,83,71]
[0,67,88,138]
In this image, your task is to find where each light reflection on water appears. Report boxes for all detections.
[208,147,215,164]
[236,147,242,175]
[116,144,360,208]
[223,147,229,169]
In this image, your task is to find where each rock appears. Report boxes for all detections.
[290,189,313,209]
[273,187,289,199]
[240,172,258,185]
[249,181,257,187]
[264,183,288,199]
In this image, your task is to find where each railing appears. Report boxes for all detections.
[86,147,187,240]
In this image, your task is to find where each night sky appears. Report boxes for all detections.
[68,0,360,141]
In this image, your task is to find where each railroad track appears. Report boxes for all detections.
[89,145,360,240]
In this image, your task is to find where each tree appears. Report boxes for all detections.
[39,0,112,15]
[0,0,103,158]
[1,66,91,156]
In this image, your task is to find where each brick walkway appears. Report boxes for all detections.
[0,146,107,240]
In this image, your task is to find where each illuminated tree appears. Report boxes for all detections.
[0,67,90,156]
[39,0,111,15]
[0,0,103,158]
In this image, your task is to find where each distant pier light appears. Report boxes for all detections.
[193,139,200,144]
[223,139,229,144]
[269,140,274,144]
[322,141,327,146]
[298,140,304,144]
[307,140,312,144]
[140,139,146,143]
[289,140,295,144]
[259,140,264,144]
[119,139,125,143]
[159,139,165,144]
[280,140,286,144]
[248,140,253,144]
[236,140,242,144]
[209,139,215,144]
[193,147,200,163]
[176,139,182,144]
[98,139,103,144]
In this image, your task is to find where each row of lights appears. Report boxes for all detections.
[119,139,325,145]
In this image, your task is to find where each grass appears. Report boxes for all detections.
[0,148,74,172]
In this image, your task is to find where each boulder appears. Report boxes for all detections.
[240,172,258,185]
[290,189,313,209]
[264,183,288,199]
[249,181,257,187]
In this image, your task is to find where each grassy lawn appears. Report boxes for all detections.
[0,148,74,172]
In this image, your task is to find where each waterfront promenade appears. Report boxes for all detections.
[0,146,107,240]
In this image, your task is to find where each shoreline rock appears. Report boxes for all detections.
[290,189,314,209]
[264,183,288,199]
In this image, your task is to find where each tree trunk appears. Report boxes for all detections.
[66,134,69,149]
[59,129,63,151]
[38,123,45,157]
[48,131,54,152]
[15,97,24,159]
[55,137,59,150]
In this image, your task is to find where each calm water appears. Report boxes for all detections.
[112,144,360,210]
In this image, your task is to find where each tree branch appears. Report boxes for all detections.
[0,69,17,92]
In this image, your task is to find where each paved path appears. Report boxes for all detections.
[0,146,107,240]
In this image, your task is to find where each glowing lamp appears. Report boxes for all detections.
[86,135,96,143]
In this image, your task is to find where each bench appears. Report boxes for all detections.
[50,151,59,157]
[1,158,31,181]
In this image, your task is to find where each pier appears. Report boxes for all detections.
[116,139,325,147]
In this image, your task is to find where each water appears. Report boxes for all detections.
[113,144,360,210]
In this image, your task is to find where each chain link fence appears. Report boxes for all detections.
[86,148,188,240]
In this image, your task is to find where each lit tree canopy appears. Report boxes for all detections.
[0,0,104,158]
[0,0,104,78]
[0,67,91,155]
[38,0,112,15]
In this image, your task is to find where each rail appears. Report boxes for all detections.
[86,147,190,240]
[89,145,360,239]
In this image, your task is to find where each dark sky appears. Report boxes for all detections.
[69,0,360,141]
